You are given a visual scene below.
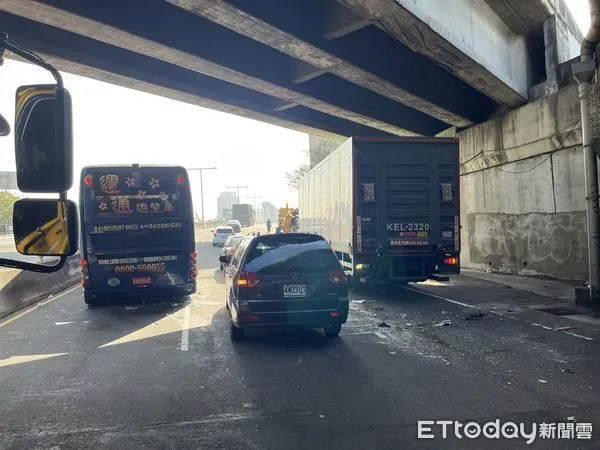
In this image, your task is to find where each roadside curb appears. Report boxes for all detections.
[0,257,81,320]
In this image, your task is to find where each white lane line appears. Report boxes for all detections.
[564,331,594,341]
[180,306,190,351]
[0,285,80,329]
[402,286,479,309]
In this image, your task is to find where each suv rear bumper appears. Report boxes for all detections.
[231,299,349,329]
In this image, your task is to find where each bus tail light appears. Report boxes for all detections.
[177,175,186,185]
[444,257,458,266]
[84,175,93,188]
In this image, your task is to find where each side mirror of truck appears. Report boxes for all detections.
[13,199,79,257]
[14,84,73,193]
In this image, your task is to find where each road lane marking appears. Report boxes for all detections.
[402,286,479,309]
[0,285,80,329]
[564,331,594,341]
[180,306,190,351]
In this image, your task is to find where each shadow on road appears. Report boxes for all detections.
[213,269,225,285]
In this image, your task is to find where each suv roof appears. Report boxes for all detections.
[216,226,234,232]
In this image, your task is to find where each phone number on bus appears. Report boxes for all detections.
[92,222,183,234]
[114,263,166,274]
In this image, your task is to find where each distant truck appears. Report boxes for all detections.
[298,137,460,287]
[232,203,255,227]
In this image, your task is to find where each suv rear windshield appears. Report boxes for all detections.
[243,236,341,275]
[216,228,234,234]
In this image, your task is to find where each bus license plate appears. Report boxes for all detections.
[283,284,307,297]
[133,276,152,286]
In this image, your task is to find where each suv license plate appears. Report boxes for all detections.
[283,284,307,297]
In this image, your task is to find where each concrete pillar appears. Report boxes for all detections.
[544,16,560,96]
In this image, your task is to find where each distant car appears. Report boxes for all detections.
[212,226,235,247]
[220,233,349,340]
[226,220,242,233]
[219,235,245,270]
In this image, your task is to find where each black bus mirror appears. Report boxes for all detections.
[13,199,78,257]
[0,112,10,136]
[14,84,73,193]
[219,255,229,264]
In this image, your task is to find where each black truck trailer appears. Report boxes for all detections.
[298,137,460,286]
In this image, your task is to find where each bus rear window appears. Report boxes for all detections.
[84,170,184,218]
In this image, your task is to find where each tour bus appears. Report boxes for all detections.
[79,165,197,305]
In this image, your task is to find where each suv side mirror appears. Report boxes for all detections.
[14,84,73,193]
[13,199,78,256]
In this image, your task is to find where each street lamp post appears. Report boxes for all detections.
[189,167,217,225]
[226,185,249,204]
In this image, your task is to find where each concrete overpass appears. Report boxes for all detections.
[0,0,583,139]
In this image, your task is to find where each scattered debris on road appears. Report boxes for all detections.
[433,320,452,327]
[352,299,365,304]
[378,321,391,328]
[538,379,549,383]
[319,414,325,419]
[406,323,414,327]
[465,312,488,321]
[553,326,574,332]
[562,368,575,374]
[389,351,397,355]
[54,321,74,326]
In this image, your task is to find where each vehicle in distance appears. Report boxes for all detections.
[219,234,245,270]
[220,233,349,340]
[225,219,242,233]
[79,165,197,305]
[212,226,235,247]
[232,203,255,227]
[299,137,460,287]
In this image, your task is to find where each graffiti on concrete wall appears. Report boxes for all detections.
[467,212,587,280]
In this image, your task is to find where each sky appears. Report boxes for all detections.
[0,60,308,220]
[0,0,590,219]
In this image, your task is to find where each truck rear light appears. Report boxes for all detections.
[81,259,88,267]
[328,270,347,286]
[81,266,89,274]
[177,175,186,185]
[444,257,458,265]
[82,280,90,288]
[81,274,89,281]
[330,311,340,318]
[237,272,261,288]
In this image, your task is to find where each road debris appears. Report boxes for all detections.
[405,323,414,327]
[561,368,575,374]
[389,351,397,355]
[441,310,448,315]
[554,326,574,332]
[433,320,452,327]
[378,321,391,328]
[538,379,548,383]
[465,312,488,321]
[319,414,325,419]
[352,299,365,304]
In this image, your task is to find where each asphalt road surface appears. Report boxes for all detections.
[1,236,599,448]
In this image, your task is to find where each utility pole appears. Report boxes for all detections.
[188,167,217,225]
[246,196,262,211]
[226,185,249,204]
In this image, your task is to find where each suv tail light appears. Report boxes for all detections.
[328,270,347,287]
[237,272,261,288]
